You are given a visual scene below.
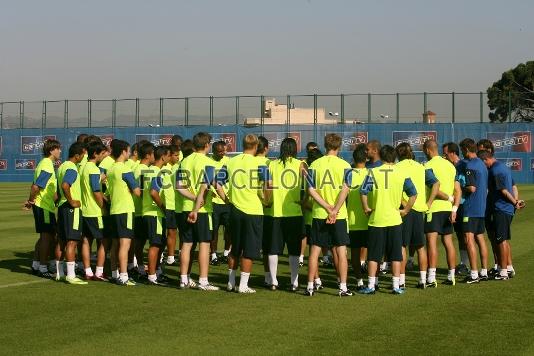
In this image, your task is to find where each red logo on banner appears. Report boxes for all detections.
[487,131,531,153]
[392,131,437,152]
[136,134,173,146]
[0,159,7,170]
[99,134,114,148]
[327,132,368,151]
[264,132,302,153]
[498,158,522,171]
[15,159,36,170]
[210,133,237,153]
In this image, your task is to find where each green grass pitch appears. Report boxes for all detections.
[1,183,534,355]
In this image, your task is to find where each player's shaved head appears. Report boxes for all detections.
[423,139,438,153]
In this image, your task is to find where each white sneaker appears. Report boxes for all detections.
[238,286,256,294]
[198,283,220,291]
[179,279,198,289]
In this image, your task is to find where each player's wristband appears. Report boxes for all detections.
[452,206,458,213]
[448,195,454,203]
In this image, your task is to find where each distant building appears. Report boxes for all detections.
[422,110,436,123]
[245,98,338,125]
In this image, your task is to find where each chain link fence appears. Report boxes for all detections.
[2,92,527,129]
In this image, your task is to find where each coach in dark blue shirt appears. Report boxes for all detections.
[458,138,489,283]
[478,150,521,280]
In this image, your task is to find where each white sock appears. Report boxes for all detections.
[228,269,236,287]
[66,262,76,278]
[392,276,400,290]
[199,277,208,285]
[299,255,304,263]
[223,249,230,257]
[307,281,314,290]
[85,267,94,277]
[448,269,455,280]
[167,255,175,264]
[268,255,279,286]
[119,272,128,282]
[471,270,479,279]
[57,260,65,277]
[507,265,514,272]
[368,276,376,289]
[148,274,157,282]
[460,250,469,265]
[400,273,405,286]
[357,278,364,287]
[95,266,104,276]
[500,268,508,277]
[32,260,40,270]
[493,263,498,270]
[339,282,347,292]
[138,264,146,275]
[420,271,427,284]
[239,272,250,290]
[264,272,272,285]
[428,268,437,283]
[180,274,188,284]
[314,278,322,286]
[211,253,217,260]
[380,261,387,270]
[133,256,138,267]
[111,269,119,279]
[360,260,365,266]
[289,255,299,287]
[480,268,488,277]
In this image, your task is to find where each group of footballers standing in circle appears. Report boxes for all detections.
[24,131,524,295]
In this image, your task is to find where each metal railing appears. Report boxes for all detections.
[0,92,527,129]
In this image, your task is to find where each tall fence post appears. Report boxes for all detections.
[313,94,317,142]
[20,101,24,129]
[88,99,92,128]
[159,98,163,127]
[112,99,117,128]
[508,91,512,123]
[396,93,400,123]
[340,94,345,124]
[64,100,68,128]
[260,95,264,128]
[185,97,189,126]
[42,101,47,129]
[135,98,140,127]
[479,92,484,123]
[423,92,427,114]
[287,94,291,133]
[313,94,318,142]
[209,96,214,126]
[451,92,455,123]
[235,96,239,125]
[367,93,371,123]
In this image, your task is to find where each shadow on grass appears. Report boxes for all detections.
[0,251,34,275]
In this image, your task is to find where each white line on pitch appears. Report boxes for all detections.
[0,279,49,289]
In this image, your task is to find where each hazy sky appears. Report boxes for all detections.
[1,0,533,101]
